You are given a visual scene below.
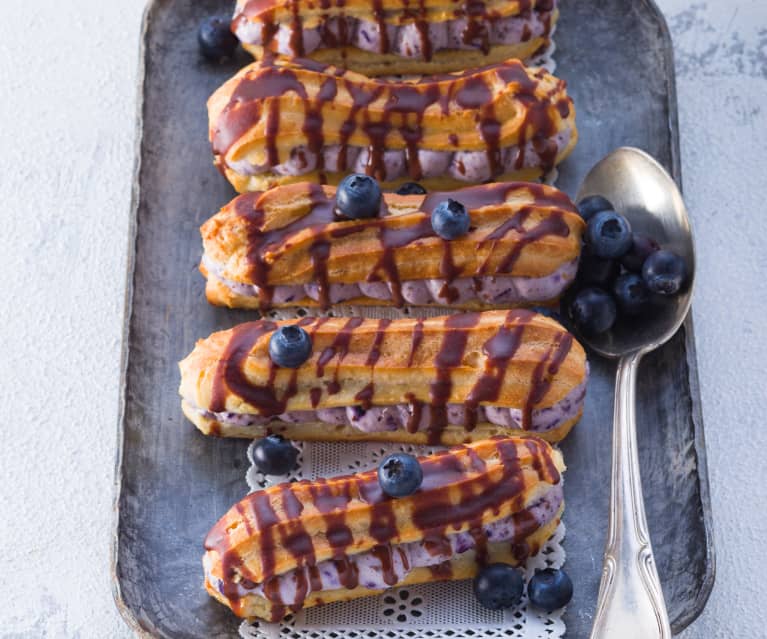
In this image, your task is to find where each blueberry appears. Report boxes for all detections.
[568,287,617,335]
[268,325,312,368]
[577,195,614,222]
[396,182,427,195]
[473,563,524,611]
[642,249,688,295]
[612,273,650,315]
[577,249,620,287]
[335,174,382,220]
[621,233,660,272]
[252,434,299,475]
[527,568,573,611]
[377,453,423,498]
[198,16,238,62]
[585,210,633,259]
[431,199,470,240]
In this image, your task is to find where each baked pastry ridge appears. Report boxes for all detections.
[232,0,559,76]
[203,436,565,620]
[201,181,585,311]
[207,56,577,192]
[178,310,588,444]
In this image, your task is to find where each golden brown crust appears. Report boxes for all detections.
[200,182,584,311]
[178,311,587,443]
[208,56,577,192]
[203,436,564,619]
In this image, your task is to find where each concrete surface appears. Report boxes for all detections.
[0,0,764,636]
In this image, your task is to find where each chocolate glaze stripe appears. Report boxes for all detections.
[212,57,569,183]
[522,331,573,430]
[223,182,577,310]
[464,309,529,430]
[207,437,561,609]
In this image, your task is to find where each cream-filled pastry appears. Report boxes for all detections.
[200,181,584,311]
[208,56,577,192]
[231,0,559,76]
[203,436,565,620]
[179,311,588,445]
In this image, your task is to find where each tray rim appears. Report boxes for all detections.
[110,0,716,635]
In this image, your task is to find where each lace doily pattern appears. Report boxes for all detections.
[241,440,567,639]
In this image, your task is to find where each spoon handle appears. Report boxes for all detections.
[589,352,671,639]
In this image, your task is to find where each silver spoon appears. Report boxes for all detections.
[575,147,695,639]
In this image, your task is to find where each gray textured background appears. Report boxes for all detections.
[0,0,764,636]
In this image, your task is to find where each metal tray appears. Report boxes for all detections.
[112,0,715,636]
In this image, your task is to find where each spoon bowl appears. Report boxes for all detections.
[575,147,695,357]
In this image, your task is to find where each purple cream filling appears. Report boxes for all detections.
[205,483,563,604]
[226,129,572,183]
[203,256,579,307]
[193,367,587,435]
[234,7,555,59]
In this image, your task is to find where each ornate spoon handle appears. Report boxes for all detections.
[589,351,672,639]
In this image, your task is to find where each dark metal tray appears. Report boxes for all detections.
[112,0,715,636]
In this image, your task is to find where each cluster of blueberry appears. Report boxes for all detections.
[566,195,688,335]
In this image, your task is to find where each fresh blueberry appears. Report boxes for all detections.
[377,453,423,498]
[252,434,299,475]
[431,199,470,240]
[568,287,617,335]
[473,563,524,611]
[577,195,614,222]
[527,568,573,611]
[268,325,312,368]
[620,233,660,272]
[396,182,427,195]
[335,174,382,220]
[577,249,620,287]
[585,210,633,259]
[642,249,688,295]
[612,273,650,315]
[198,16,239,62]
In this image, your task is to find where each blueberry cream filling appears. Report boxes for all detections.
[190,367,587,435]
[203,255,578,306]
[234,3,557,60]
[227,129,572,183]
[204,484,563,605]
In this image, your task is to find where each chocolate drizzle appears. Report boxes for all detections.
[211,57,571,182]
[222,181,577,310]
[522,332,573,429]
[205,437,562,619]
[427,313,481,444]
[235,0,556,67]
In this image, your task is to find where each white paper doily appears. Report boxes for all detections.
[239,440,567,639]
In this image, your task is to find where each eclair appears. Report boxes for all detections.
[203,436,565,621]
[178,311,588,444]
[200,181,584,311]
[208,56,577,192]
[231,0,559,76]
